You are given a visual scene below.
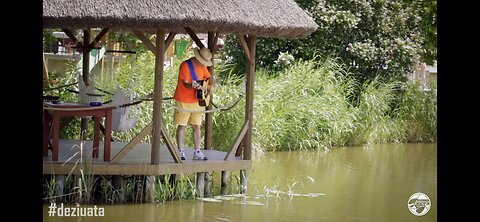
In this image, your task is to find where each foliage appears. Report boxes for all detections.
[43,29,58,45]
[223,0,436,83]
[107,31,150,54]
[404,0,437,64]
[213,58,437,152]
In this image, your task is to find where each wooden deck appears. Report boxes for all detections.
[43,140,251,176]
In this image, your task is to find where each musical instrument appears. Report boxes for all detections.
[193,79,210,106]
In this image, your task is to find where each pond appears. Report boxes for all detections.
[43,143,437,221]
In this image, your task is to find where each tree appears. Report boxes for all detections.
[223,0,437,83]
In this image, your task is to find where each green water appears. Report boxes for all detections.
[43,143,437,221]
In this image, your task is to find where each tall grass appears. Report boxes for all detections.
[252,58,358,151]
[75,53,436,151]
[393,82,437,142]
[213,58,437,152]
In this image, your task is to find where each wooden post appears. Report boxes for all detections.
[80,29,91,141]
[43,54,49,87]
[151,29,166,165]
[136,176,144,203]
[196,172,205,198]
[55,175,65,202]
[113,31,178,163]
[239,35,256,195]
[205,31,216,150]
[204,172,212,197]
[221,171,229,195]
[243,35,256,161]
[145,176,156,203]
[240,170,247,194]
[82,29,91,85]
[203,32,218,198]
[112,175,122,189]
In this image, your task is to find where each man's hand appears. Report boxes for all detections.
[191,81,202,90]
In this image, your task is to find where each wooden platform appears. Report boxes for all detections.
[43,140,251,176]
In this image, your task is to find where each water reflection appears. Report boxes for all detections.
[43,143,437,222]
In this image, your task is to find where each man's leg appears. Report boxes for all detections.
[176,125,186,160]
[176,125,186,150]
[186,102,207,160]
[174,101,191,161]
[192,124,201,150]
[192,124,207,160]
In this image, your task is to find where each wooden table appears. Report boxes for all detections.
[43,102,114,162]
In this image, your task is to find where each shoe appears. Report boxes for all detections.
[178,149,186,160]
[193,150,208,161]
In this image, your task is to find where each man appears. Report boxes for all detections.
[174,47,214,160]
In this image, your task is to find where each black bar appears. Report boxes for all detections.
[105,50,137,54]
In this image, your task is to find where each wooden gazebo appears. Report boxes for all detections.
[43,0,318,200]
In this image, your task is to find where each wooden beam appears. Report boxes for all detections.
[164,31,177,51]
[184,27,205,48]
[224,120,249,160]
[212,33,219,51]
[196,172,205,197]
[204,172,212,197]
[151,29,166,165]
[88,28,110,49]
[44,160,253,176]
[133,30,157,56]
[145,176,155,203]
[235,141,243,157]
[221,171,229,195]
[160,124,182,163]
[61,28,79,44]
[243,35,256,161]
[237,35,251,63]
[110,122,152,163]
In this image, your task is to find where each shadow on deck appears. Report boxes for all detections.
[43,140,251,175]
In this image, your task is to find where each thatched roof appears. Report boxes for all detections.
[43,0,318,39]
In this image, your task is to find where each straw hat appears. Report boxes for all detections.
[193,47,213,66]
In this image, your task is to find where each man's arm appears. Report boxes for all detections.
[183,80,202,89]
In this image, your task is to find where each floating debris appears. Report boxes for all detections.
[223,194,248,198]
[254,195,266,199]
[213,196,236,201]
[287,193,303,197]
[233,201,265,206]
[306,176,315,183]
[264,188,326,198]
[264,188,286,195]
[304,193,326,197]
[197,198,222,202]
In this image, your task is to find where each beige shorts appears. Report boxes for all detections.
[174,101,204,126]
